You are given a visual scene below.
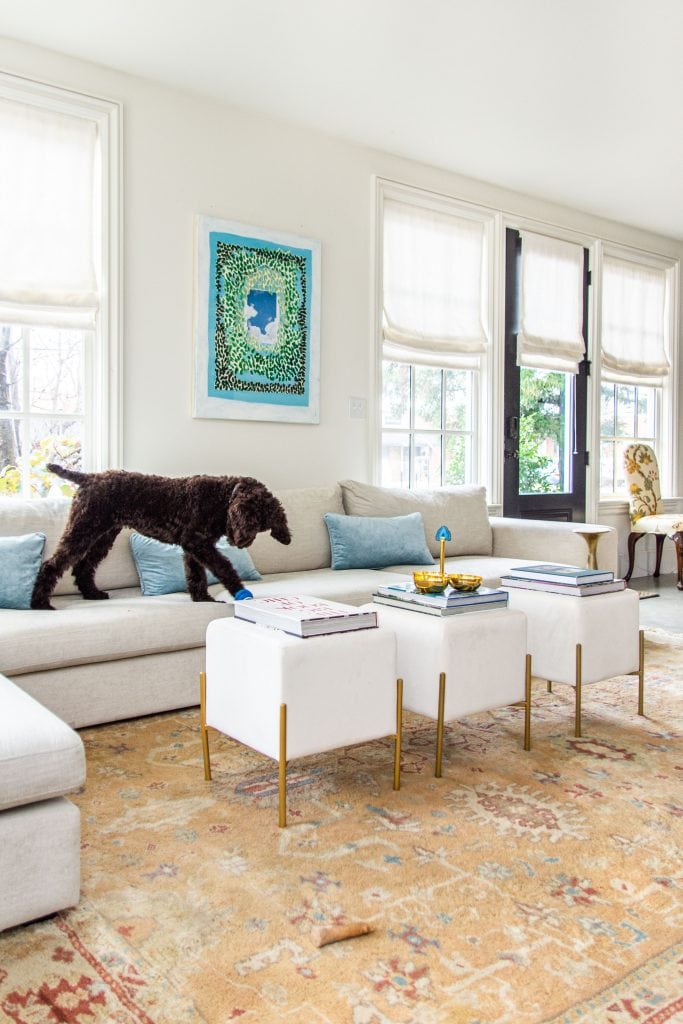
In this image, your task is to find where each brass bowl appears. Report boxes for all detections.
[448,573,483,593]
[412,571,450,594]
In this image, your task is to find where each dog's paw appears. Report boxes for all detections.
[83,590,110,601]
[30,600,56,611]
[234,589,253,601]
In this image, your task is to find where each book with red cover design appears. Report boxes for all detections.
[233,595,378,637]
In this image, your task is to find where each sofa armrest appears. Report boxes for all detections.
[489,517,618,576]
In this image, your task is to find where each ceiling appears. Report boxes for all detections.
[1,0,682,240]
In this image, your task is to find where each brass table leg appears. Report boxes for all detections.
[435,672,446,778]
[524,654,532,751]
[575,643,582,738]
[199,671,211,781]
[278,703,287,828]
[393,678,403,791]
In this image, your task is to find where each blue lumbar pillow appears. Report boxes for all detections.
[130,534,261,596]
[0,532,47,609]
[323,512,434,570]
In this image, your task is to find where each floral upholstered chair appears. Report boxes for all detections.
[623,443,683,591]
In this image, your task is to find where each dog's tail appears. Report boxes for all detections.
[47,463,89,486]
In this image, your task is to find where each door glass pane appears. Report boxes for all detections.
[30,419,82,497]
[0,417,22,495]
[382,362,410,429]
[616,385,636,437]
[636,386,656,438]
[414,433,441,489]
[381,432,409,488]
[414,367,442,430]
[444,370,469,430]
[0,325,23,413]
[600,383,615,438]
[519,368,570,495]
[29,328,85,415]
[444,434,466,485]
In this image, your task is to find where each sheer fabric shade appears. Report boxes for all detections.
[382,198,489,369]
[601,256,669,385]
[0,96,98,329]
[517,231,585,374]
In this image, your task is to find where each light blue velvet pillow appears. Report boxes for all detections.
[323,512,434,570]
[0,532,46,609]
[130,534,261,596]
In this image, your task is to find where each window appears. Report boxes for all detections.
[598,249,675,498]
[378,183,493,490]
[0,74,120,498]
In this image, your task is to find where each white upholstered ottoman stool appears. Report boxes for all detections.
[361,604,530,776]
[201,618,402,826]
[503,587,643,737]
[0,674,85,932]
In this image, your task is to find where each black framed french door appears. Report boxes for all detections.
[503,228,590,521]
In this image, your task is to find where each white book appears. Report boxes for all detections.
[501,576,626,597]
[507,563,613,585]
[373,593,509,616]
[233,595,378,637]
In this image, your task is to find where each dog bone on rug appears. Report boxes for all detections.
[310,921,374,947]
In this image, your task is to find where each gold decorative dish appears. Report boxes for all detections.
[448,573,483,593]
[412,571,450,594]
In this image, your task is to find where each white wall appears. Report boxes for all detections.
[1,34,682,571]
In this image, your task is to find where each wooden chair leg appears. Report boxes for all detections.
[625,533,643,582]
[672,531,683,591]
[653,534,665,577]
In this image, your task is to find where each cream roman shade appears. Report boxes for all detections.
[382,198,489,369]
[601,255,669,385]
[517,231,585,374]
[0,96,99,329]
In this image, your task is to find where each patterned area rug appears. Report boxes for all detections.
[1,629,682,1024]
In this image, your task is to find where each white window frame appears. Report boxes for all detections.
[593,241,679,499]
[372,177,498,494]
[0,71,122,476]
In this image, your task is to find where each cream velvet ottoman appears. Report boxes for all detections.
[361,604,530,776]
[0,674,85,932]
[201,618,402,826]
[503,587,643,737]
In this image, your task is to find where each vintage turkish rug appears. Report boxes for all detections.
[1,628,682,1024]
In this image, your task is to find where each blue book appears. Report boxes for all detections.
[508,563,613,585]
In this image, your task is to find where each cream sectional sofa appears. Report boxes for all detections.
[0,480,617,729]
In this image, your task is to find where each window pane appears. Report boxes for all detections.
[616,385,636,437]
[381,432,409,488]
[382,362,410,429]
[444,434,466,485]
[413,367,442,430]
[414,433,441,489]
[444,370,470,430]
[613,440,628,494]
[0,325,23,413]
[0,417,22,495]
[600,383,615,438]
[30,419,82,497]
[29,328,85,415]
[600,440,615,495]
[636,386,656,438]
[519,368,568,495]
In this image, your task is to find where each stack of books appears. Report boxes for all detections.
[373,581,508,616]
[500,563,626,597]
[233,595,378,637]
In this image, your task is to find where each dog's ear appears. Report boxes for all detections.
[226,480,291,548]
[267,496,291,546]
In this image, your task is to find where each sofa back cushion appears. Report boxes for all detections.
[0,498,139,595]
[339,480,493,557]
[248,484,345,574]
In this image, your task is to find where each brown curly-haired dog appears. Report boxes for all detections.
[31,464,291,610]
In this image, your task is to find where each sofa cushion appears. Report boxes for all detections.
[248,484,344,574]
[0,498,139,596]
[324,512,434,569]
[339,481,493,557]
[0,532,46,609]
[130,533,261,595]
[0,674,85,811]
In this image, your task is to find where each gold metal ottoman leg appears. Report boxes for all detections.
[575,643,582,738]
[638,629,645,716]
[278,703,287,828]
[524,654,532,751]
[393,678,403,791]
[435,672,446,778]
[199,671,211,781]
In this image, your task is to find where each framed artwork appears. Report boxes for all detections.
[194,215,321,423]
